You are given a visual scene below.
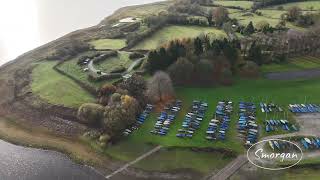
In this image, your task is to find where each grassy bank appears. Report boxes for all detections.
[0,116,108,167]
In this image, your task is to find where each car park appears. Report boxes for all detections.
[123,104,153,136]
[177,100,208,138]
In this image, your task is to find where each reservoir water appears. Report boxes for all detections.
[0,140,106,180]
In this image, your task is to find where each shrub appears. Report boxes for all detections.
[193,59,215,85]
[238,61,259,77]
[103,95,139,139]
[168,57,194,85]
[147,71,175,103]
[129,52,145,59]
[92,51,118,64]
[77,103,105,125]
[287,6,302,22]
[99,134,111,143]
[98,84,117,105]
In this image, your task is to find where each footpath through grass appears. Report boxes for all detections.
[31,61,95,107]
[132,25,226,50]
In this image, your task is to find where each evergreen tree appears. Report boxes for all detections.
[211,40,222,56]
[247,41,263,66]
[194,37,203,56]
[244,21,255,35]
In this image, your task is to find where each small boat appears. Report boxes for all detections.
[266,125,270,132]
[305,138,312,145]
[269,141,275,150]
[301,139,309,149]
[274,141,280,149]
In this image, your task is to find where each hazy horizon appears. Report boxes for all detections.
[0,0,163,66]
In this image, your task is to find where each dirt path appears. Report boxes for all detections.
[106,145,162,179]
[206,155,248,180]
[265,68,320,80]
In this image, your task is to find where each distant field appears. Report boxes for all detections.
[105,1,173,21]
[214,0,253,9]
[230,12,281,26]
[31,61,95,107]
[230,10,306,30]
[261,56,320,73]
[57,51,126,88]
[89,39,126,50]
[132,25,226,50]
[270,1,320,11]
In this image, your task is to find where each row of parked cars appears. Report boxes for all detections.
[300,137,320,150]
[265,119,299,132]
[238,102,259,147]
[206,101,233,141]
[123,104,153,136]
[260,102,283,113]
[176,101,208,138]
[289,104,320,113]
[150,100,182,136]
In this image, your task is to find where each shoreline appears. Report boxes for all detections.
[0,116,196,180]
[0,117,112,176]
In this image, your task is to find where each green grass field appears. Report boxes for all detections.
[89,39,127,50]
[101,140,234,174]
[229,8,307,30]
[99,76,320,173]
[134,148,234,174]
[261,56,320,73]
[31,61,95,107]
[110,75,320,156]
[132,25,226,50]
[215,0,253,9]
[230,12,281,27]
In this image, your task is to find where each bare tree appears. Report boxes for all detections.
[147,71,175,103]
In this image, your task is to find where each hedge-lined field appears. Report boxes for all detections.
[31,61,95,107]
[132,25,226,50]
